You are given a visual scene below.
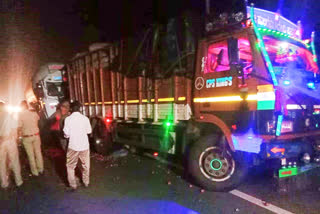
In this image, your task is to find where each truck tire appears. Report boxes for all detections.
[90,117,113,155]
[93,134,112,155]
[188,134,248,191]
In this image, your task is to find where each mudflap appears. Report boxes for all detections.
[274,163,320,194]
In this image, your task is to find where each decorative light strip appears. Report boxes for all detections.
[311,31,318,62]
[314,105,320,109]
[193,94,257,103]
[286,104,306,110]
[127,100,139,104]
[158,97,174,102]
[194,96,242,103]
[276,114,283,137]
[246,94,258,100]
[250,6,278,86]
[257,27,310,48]
[83,97,187,105]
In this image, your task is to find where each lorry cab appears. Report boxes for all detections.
[189,6,320,190]
[32,63,67,118]
[195,26,320,141]
[194,6,320,146]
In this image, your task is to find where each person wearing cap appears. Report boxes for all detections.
[19,100,44,176]
[63,101,92,190]
[0,101,23,188]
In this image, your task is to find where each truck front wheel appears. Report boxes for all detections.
[188,135,248,191]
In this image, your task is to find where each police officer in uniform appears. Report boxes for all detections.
[19,100,44,176]
[0,101,23,188]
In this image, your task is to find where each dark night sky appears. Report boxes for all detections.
[7,0,320,62]
[0,0,319,102]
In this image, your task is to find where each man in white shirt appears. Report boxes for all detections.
[63,101,92,190]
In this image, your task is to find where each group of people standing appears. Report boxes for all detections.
[49,100,92,190]
[0,100,92,191]
[0,100,43,189]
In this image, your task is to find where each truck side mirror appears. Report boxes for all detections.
[228,37,239,65]
[228,37,240,76]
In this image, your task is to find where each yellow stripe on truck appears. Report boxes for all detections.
[194,94,258,103]
[85,97,187,105]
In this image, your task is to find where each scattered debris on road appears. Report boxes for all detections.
[91,149,129,163]
[109,149,129,159]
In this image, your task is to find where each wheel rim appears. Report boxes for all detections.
[199,146,235,182]
[210,159,222,171]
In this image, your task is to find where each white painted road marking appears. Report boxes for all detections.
[230,189,294,214]
[143,152,295,213]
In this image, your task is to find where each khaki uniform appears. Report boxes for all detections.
[0,112,23,188]
[66,149,90,188]
[19,110,43,176]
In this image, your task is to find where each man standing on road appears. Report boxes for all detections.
[19,100,44,176]
[63,101,92,190]
[59,101,70,151]
[49,100,70,151]
[0,101,23,188]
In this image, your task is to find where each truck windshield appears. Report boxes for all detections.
[47,82,63,97]
[263,35,319,83]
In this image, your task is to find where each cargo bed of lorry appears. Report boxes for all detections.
[66,5,320,191]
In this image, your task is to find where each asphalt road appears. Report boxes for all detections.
[0,142,320,214]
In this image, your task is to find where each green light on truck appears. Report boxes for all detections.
[210,159,222,171]
[250,6,278,86]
